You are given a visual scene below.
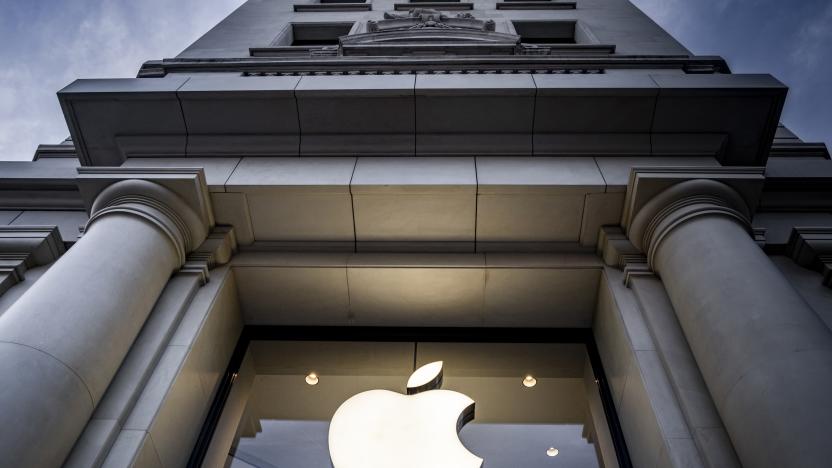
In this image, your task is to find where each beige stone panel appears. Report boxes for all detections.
[188,274,244,399]
[353,193,475,242]
[348,254,485,326]
[245,189,354,242]
[235,266,350,325]
[210,192,254,245]
[483,268,600,327]
[592,276,635,407]
[124,345,209,468]
[477,193,587,242]
[580,191,626,247]
[92,275,201,422]
[615,356,665,468]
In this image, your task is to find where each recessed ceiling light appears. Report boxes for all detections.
[522,375,537,388]
[546,447,559,457]
[306,372,319,386]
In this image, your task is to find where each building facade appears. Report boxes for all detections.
[1,0,831,467]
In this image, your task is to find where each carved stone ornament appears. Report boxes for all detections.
[368,9,496,33]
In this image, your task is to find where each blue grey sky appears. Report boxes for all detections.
[0,0,829,161]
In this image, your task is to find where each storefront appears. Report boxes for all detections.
[192,328,630,468]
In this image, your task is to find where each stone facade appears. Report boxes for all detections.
[0,0,831,467]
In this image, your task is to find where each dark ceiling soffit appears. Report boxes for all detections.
[137,55,731,77]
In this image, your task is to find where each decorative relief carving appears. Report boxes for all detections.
[368,9,495,32]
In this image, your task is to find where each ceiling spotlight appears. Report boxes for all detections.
[305,372,319,386]
[546,447,559,457]
[522,375,537,388]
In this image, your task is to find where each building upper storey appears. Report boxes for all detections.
[177,0,691,59]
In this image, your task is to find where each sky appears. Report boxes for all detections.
[0,0,829,161]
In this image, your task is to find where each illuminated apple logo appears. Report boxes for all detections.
[328,361,483,468]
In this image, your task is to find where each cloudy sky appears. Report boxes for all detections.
[0,0,829,161]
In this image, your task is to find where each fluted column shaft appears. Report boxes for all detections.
[0,180,207,467]
[630,180,832,468]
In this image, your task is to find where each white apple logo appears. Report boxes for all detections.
[328,361,483,468]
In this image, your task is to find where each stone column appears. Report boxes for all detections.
[629,179,832,468]
[0,179,208,467]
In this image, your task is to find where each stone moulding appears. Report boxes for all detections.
[294,2,372,12]
[620,166,766,234]
[76,168,215,265]
[0,225,65,295]
[140,55,730,76]
[59,73,786,166]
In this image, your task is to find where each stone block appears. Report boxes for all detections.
[476,157,604,243]
[580,192,626,247]
[594,157,720,192]
[483,254,601,327]
[533,74,657,155]
[226,157,356,242]
[58,77,189,166]
[351,157,476,246]
[211,192,255,245]
[296,75,415,155]
[178,76,300,156]
[651,73,786,165]
[415,74,535,155]
[233,253,351,325]
[122,157,241,192]
[347,253,485,325]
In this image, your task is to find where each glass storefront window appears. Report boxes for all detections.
[196,330,626,468]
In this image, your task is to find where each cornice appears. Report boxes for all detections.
[0,226,65,295]
[786,227,832,288]
[138,55,730,77]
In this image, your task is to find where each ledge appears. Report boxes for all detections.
[496,1,576,10]
[293,3,372,11]
[59,73,786,165]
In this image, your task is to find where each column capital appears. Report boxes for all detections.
[77,168,214,265]
[629,179,753,268]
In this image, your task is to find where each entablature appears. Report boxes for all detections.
[59,72,785,166]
